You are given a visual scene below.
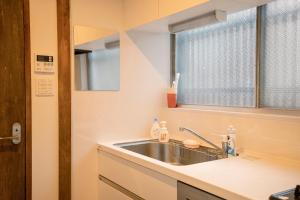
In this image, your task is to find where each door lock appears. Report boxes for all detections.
[0,122,21,144]
[12,122,21,144]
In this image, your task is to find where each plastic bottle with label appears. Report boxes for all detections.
[159,121,169,143]
[227,125,237,157]
[150,118,160,139]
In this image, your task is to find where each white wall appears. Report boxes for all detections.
[30,0,59,200]
[71,1,168,200]
[160,108,300,161]
[71,2,121,199]
[72,31,170,200]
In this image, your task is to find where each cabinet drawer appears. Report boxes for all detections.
[99,179,132,200]
[98,150,177,200]
[178,182,224,200]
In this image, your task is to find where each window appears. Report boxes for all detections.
[260,0,300,109]
[174,0,300,109]
[175,8,257,107]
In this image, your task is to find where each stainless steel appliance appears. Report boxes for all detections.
[270,185,300,200]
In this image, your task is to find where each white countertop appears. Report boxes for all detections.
[98,138,300,200]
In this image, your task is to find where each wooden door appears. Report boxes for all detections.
[0,0,28,199]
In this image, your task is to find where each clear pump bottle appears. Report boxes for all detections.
[159,121,169,143]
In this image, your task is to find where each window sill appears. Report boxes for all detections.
[166,105,300,121]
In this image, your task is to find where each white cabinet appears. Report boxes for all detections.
[178,182,224,200]
[123,0,159,30]
[98,180,132,200]
[98,150,177,200]
[123,0,272,32]
[158,0,209,17]
[123,0,209,30]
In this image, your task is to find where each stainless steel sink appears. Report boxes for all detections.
[115,140,224,166]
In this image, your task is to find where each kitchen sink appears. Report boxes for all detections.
[115,140,225,166]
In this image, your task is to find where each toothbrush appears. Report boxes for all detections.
[174,73,180,89]
[172,81,176,88]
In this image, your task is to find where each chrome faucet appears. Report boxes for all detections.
[179,127,228,157]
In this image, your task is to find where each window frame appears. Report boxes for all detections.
[171,5,300,111]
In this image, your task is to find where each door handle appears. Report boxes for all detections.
[0,122,21,144]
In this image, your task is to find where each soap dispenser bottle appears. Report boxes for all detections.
[150,118,160,139]
[227,125,236,157]
[159,121,169,143]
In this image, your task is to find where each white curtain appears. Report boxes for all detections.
[176,8,257,107]
[260,0,300,109]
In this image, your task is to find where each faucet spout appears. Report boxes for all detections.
[179,127,227,156]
